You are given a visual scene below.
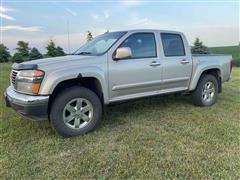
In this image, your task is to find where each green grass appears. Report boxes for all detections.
[1,63,240,179]
[209,45,240,66]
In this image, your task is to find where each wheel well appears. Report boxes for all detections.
[201,68,222,93]
[48,77,104,115]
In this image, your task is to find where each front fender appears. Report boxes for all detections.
[39,66,108,102]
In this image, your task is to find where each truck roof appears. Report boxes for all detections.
[112,29,183,34]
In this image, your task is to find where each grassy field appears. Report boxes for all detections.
[209,45,240,66]
[0,63,240,179]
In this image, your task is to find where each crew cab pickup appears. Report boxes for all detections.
[4,29,232,137]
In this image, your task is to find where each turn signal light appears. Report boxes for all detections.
[32,83,41,94]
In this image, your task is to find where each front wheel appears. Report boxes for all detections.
[191,74,219,106]
[50,86,102,137]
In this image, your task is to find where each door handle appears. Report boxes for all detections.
[180,59,190,64]
[150,61,161,67]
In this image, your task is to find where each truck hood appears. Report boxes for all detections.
[22,55,98,71]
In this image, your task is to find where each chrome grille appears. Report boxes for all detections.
[11,70,18,86]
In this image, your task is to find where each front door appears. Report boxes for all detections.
[108,32,163,102]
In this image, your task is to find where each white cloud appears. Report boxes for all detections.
[125,17,167,29]
[92,14,99,20]
[127,17,151,26]
[91,11,110,22]
[0,6,15,21]
[64,8,78,16]
[0,6,15,13]
[0,13,15,21]
[103,11,110,19]
[1,25,42,32]
[50,1,78,17]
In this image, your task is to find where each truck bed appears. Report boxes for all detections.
[192,54,232,83]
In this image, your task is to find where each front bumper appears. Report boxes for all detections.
[4,86,49,121]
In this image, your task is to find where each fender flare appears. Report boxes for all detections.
[39,66,109,103]
[189,65,221,91]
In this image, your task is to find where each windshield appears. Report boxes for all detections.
[74,31,127,56]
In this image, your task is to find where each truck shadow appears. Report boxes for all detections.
[100,94,192,127]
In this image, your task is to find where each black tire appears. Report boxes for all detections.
[191,74,219,106]
[50,86,102,137]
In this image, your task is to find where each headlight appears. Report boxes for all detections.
[14,70,44,95]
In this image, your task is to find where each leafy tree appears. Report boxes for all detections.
[16,41,30,57]
[46,40,57,57]
[11,53,24,63]
[29,47,43,60]
[86,31,93,42]
[56,46,65,56]
[0,44,11,63]
[12,41,30,62]
[191,38,209,54]
[46,40,65,57]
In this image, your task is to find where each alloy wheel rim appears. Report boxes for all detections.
[202,81,215,103]
[63,98,93,129]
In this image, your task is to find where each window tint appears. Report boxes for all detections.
[161,33,185,56]
[119,33,157,59]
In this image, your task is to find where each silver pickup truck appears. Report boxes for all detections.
[4,29,233,137]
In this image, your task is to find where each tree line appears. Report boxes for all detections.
[0,31,94,63]
[0,40,65,63]
[0,33,209,63]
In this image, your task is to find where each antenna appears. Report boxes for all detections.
[0,0,3,44]
[67,19,70,54]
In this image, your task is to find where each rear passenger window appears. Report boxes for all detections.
[119,33,157,59]
[161,33,185,56]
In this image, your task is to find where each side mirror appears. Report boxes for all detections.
[114,47,132,60]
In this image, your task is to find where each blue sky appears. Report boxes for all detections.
[1,0,239,53]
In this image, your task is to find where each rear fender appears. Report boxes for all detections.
[189,65,221,91]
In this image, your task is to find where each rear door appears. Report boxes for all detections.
[160,33,192,91]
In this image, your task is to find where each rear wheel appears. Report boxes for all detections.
[50,86,102,137]
[191,74,219,106]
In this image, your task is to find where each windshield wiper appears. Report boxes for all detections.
[76,52,92,55]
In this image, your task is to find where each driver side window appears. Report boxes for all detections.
[119,33,157,59]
